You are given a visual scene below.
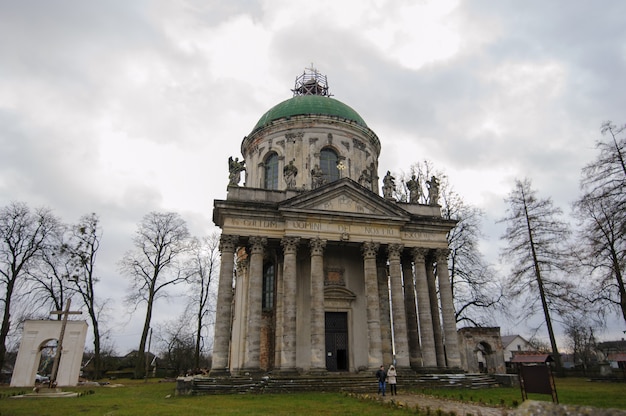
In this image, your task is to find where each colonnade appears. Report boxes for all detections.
[210,234,461,375]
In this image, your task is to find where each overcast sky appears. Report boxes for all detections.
[1,0,625,354]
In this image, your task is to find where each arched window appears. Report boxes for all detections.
[264,152,279,190]
[320,148,339,183]
[262,263,275,311]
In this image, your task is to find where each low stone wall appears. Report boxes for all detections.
[494,374,519,387]
[513,400,626,415]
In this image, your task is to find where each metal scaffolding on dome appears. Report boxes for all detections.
[292,65,332,97]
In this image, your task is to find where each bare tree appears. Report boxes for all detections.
[574,121,626,324]
[66,213,105,379]
[185,233,220,369]
[155,315,195,377]
[499,178,574,373]
[25,225,72,317]
[120,212,190,378]
[399,161,503,325]
[563,313,598,375]
[0,202,59,372]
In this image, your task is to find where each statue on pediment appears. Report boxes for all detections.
[406,174,421,204]
[311,165,325,189]
[382,170,395,200]
[427,175,440,206]
[358,168,372,191]
[228,156,245,186]
[284,160,298,189]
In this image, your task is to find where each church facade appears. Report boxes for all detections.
[211,69,461,375]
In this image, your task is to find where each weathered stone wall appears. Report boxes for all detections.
[513,400,626,415]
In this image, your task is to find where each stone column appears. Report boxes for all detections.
[211,235,239,375]
[243,236,266,371]
[279,237,300,372]
[402,254,422,369]
[377,257,393,366]
[309,237,327,372]
[388,243,410,368]
[362,242,383,369]
[412,248,437,368]
[274,256,284,369]
[231,257,249,374]
[435,249,462,368]
[426,256,445,367]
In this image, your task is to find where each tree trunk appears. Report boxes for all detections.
[0,277,16,373]
[91,315,101,379]
[135,290,155,379]
[195,307,202,370]
[524,198,563,374]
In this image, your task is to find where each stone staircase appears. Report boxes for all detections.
[178,372,500,395]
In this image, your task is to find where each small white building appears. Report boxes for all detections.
[501,335,533,366]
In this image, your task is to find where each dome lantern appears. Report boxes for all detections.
[291,65,331,97]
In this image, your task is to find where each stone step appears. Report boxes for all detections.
[178,373,500,395]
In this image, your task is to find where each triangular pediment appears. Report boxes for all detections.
[279,178,410,220]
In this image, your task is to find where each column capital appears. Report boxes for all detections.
[249,236,267,254]
[361,241,380,259]
[411,247,430,263]
[387,243,404,259]
[435,248,450,261]
[219,234,239,252]
[281,236,300,254]
[309,237,326,255]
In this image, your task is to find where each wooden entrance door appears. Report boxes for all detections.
[325,312,348,371]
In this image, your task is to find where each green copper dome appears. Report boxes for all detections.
[252,95,368,133]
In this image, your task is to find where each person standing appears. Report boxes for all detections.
[375,365,387,396]
[387,365,397,396]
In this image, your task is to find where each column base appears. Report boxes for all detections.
[306,368,328,376]
[209,368,231,377]
[273,368,301,376]
[239,368,267,377]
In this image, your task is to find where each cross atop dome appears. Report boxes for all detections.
[292,65,332,97]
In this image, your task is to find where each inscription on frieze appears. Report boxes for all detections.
[403,231,443,242]
[291,221,322,231]
[364,226,396,236]
[231,218,280,229]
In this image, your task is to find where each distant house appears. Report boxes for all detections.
[501,335,534,366]
[597,339,626,369]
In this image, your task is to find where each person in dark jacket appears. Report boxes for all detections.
[375,365,387,396]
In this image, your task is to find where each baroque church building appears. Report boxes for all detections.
[210,68,461,376]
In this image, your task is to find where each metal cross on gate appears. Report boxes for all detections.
[49,299,82,385]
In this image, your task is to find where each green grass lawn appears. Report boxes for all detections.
[0,380,407,416]
[1,377,624,415]
[417,377,626,410]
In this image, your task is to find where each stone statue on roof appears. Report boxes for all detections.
[284,160,298,189]
[311,165,325,189]
[406,174,421,204]
[382,171,395,200]
[228,156,245,186]
[427,175,440,206]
